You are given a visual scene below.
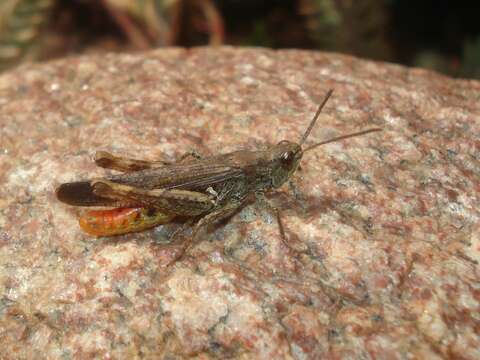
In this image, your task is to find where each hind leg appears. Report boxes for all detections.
[94,150,204,172]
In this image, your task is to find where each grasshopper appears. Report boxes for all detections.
[56,90,380,253]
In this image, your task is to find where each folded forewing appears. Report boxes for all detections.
[109,162,245,191]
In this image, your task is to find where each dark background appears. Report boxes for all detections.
[1,0,479,78]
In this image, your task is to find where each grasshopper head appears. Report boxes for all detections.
[271,140,303,188]
[270,89,381,188]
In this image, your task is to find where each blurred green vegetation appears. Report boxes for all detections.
[0,0,479,79]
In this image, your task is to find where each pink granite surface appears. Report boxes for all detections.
[0,47,479,359]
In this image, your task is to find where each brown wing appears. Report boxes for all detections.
[56,181,139,207]
[108,162,245,191]
[56,162,245,207]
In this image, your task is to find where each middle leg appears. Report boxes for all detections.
[176,199,245,260]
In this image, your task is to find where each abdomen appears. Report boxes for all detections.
[79,207,174,236]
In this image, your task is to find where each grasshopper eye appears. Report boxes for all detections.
[281,151,294,165]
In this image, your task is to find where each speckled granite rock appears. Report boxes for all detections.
[0,47,479,359]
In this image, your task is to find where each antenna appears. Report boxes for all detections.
[299,89,334,146]
[303,128,382,152]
